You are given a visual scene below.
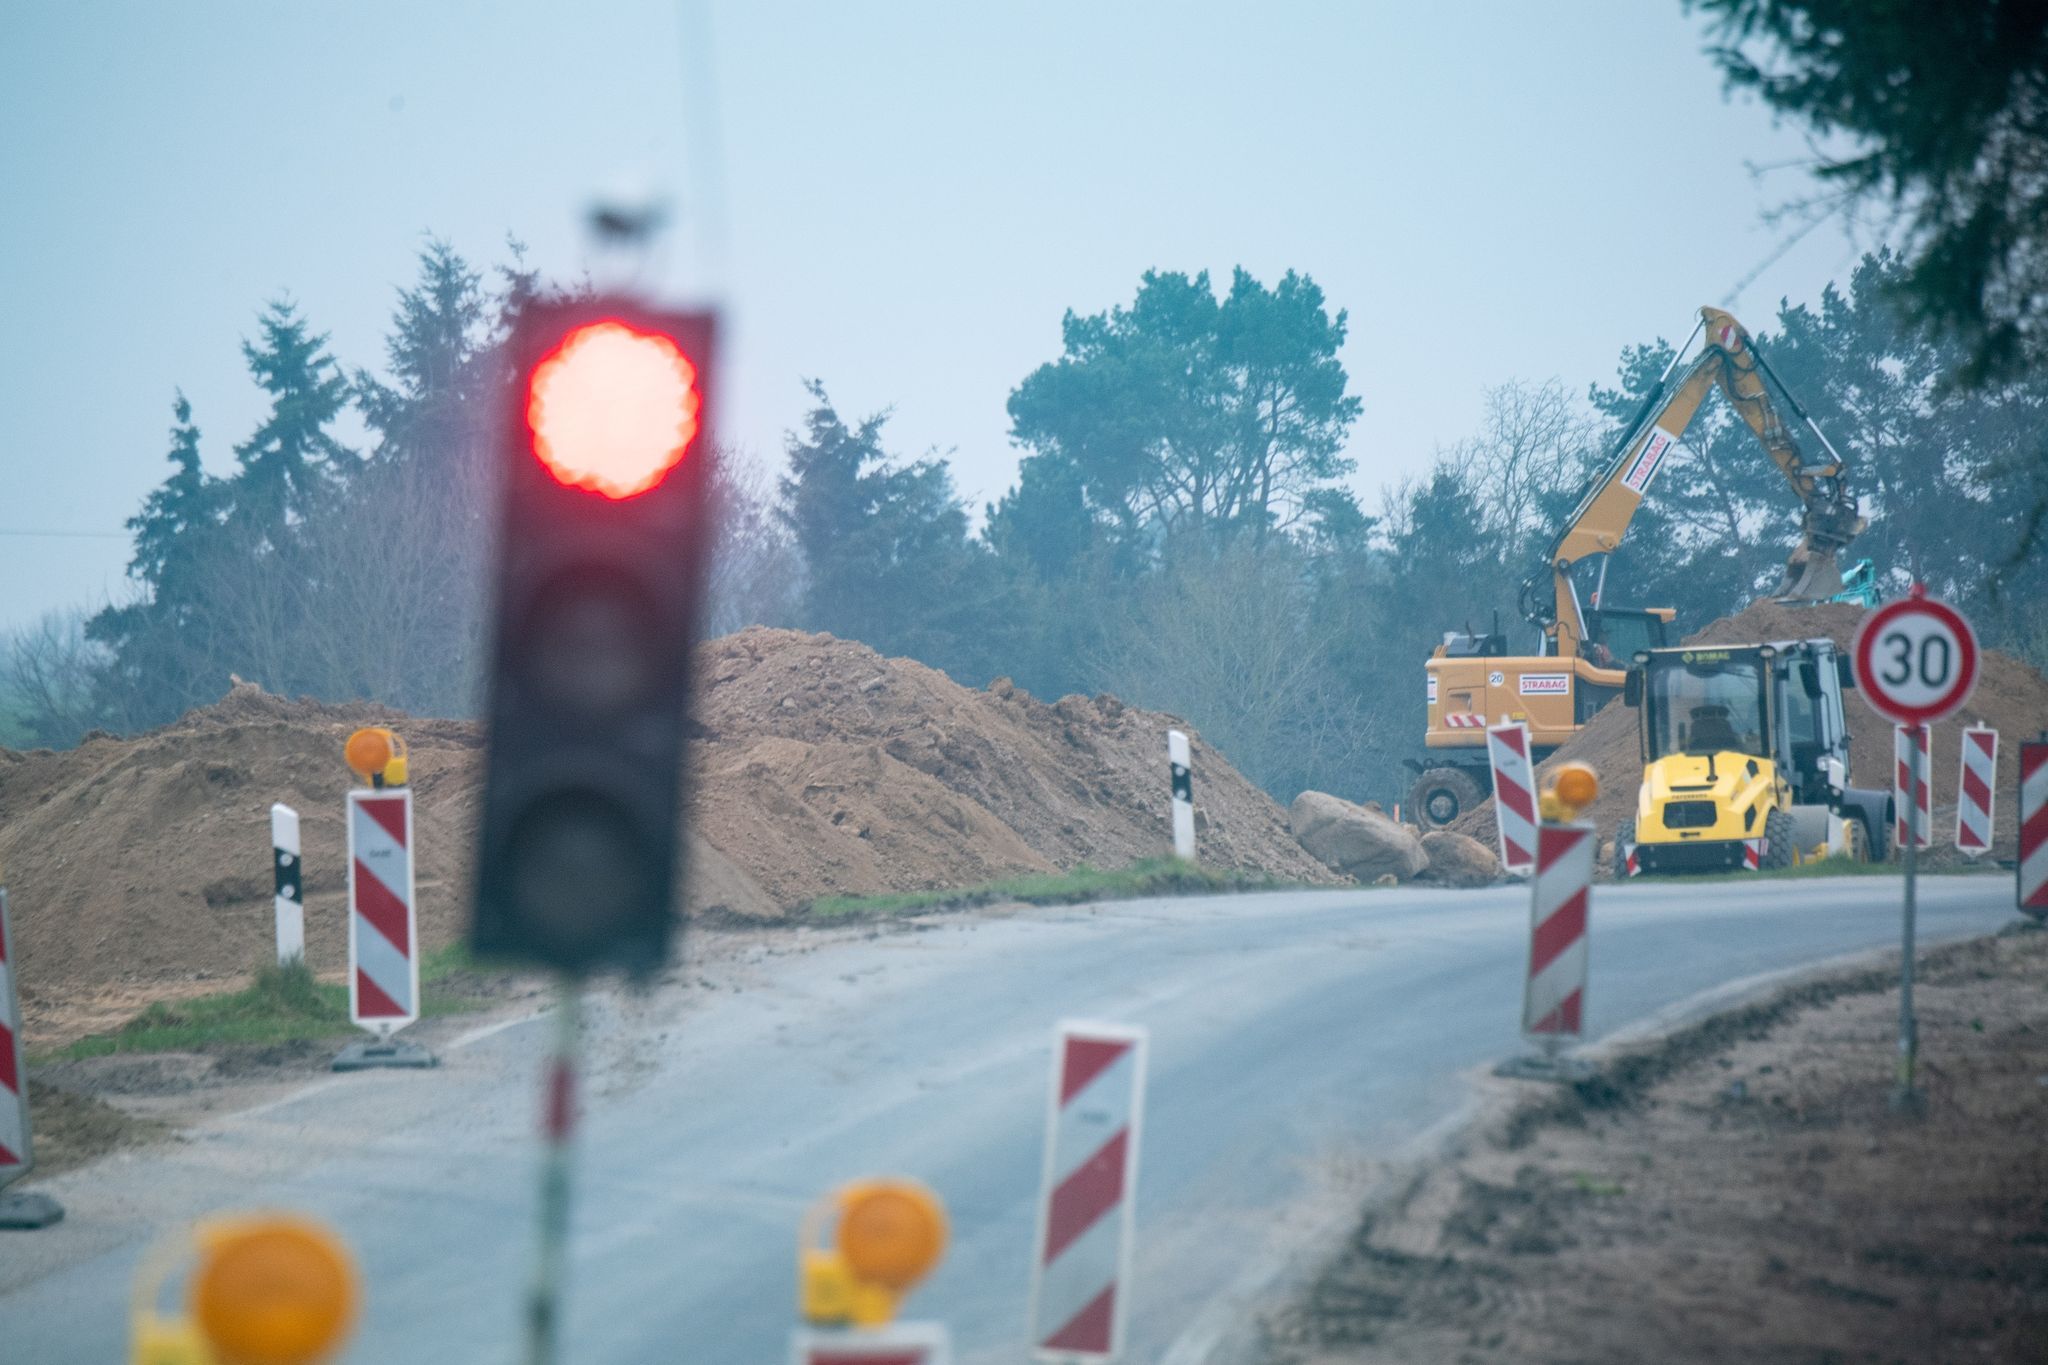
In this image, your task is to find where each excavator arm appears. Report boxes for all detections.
[1534,306,1865,659]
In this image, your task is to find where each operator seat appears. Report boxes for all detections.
[1688,704,1742,753]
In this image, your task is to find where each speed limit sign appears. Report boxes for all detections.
[1853,586,1979,726]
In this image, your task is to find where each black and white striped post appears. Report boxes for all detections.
[271,803,304,967]
[1168,729,1196,863]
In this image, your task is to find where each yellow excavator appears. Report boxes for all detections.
[1406,306,1866,829]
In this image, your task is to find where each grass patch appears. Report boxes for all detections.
[38,947,500,1063]
[803,856,1297,921]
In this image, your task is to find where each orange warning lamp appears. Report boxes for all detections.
[343,728,408,789]
[131,1214,360,1365]
[799,1178,948,1327]
[527,319,701,500]
[1542,763,1600,823]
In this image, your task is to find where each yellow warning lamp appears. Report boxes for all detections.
[132,1214,360,1365]
[343,727,408,789]
[799,1178,949,1328]
[1541,763,1600,823]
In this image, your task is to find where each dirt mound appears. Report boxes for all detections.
[1451,600,2048,861]
[0,630,1334,1025]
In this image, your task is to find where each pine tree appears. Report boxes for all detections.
[86,393,229,723]
[230,299,353,542]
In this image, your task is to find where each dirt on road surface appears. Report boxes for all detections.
[0,627,1335,1044]
[1264,923,2048,1364]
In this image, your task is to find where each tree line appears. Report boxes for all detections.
[6,243,2044,807]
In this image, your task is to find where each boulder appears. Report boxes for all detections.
[1416,830,1501,888]
[1290,790,1428,883]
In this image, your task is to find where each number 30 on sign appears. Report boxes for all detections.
[1852,586,1979,727]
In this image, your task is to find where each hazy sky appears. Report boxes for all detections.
[0,1,1865,632]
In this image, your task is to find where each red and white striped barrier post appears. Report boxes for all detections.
[1496,763,1601,1083]
[271,803,304,966]
[2021,740,2048,920]
[1893,724,1932,853]
[1166,730,1195,864]
[1484,722,1537,876]
[1955,727,1997,857]
[1523,822,1593,1044]
[0,887,62,1228]
[1029,1021,1147,1362]
[792,1323,949,1365]
[334,789,435,1071]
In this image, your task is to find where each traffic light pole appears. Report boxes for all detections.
[526,981,584,1365]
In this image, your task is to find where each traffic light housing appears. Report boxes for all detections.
[472,297,719,977]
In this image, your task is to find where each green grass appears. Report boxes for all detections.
[38,945,496,1063]
[802,857,1297,920]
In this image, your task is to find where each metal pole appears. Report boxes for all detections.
[1896,726,1920,1105]
[526,980,583,1365]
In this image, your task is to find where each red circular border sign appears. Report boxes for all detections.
[1852,593,1979,726]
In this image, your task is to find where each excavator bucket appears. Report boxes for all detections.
[1774,545,1847,603]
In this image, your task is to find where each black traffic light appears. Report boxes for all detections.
[472,297,719,976]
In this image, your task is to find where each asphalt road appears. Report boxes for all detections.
[1,876,2020,1363]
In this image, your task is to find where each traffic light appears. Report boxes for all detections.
[472,297,719,977]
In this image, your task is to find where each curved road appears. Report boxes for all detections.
[2,876,2019,1363]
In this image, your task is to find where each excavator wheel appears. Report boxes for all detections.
[1410,767,1485,831]
[1762,808,1798,870]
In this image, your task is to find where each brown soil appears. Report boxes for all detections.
[1453,600,2048,862]
[0,628,1333,1043]
[1264,924,2048,1364]
[19,1077,170,1177]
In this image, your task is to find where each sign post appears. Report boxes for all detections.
[1852,586,1979,1108]
[1029,1021,1147,1362]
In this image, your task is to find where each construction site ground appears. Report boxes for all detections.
[1262,923,2048,1365]
[0,627,1335,1048]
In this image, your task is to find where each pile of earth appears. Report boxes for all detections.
[0,628,1336,1017]
[1451,599,2048,865]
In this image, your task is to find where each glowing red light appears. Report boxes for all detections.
[527,321,700,499]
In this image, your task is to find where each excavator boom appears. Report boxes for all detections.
[1542,306,1865,656]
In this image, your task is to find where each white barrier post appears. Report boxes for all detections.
[1167,730,1195,864]
[1955,726,1997,856]
[271,803,304,966]
[0,888,62,1228]
[1484,722,1538,876]
[334,789,435,1071]
[1029,1021,1147,1362]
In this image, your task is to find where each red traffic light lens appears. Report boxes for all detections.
[527,320,700,499]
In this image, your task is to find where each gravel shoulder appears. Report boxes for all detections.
[1262,921,2048,1364]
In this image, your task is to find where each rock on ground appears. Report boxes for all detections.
[1415,830,1500,888]
[1290,790,1428,883]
